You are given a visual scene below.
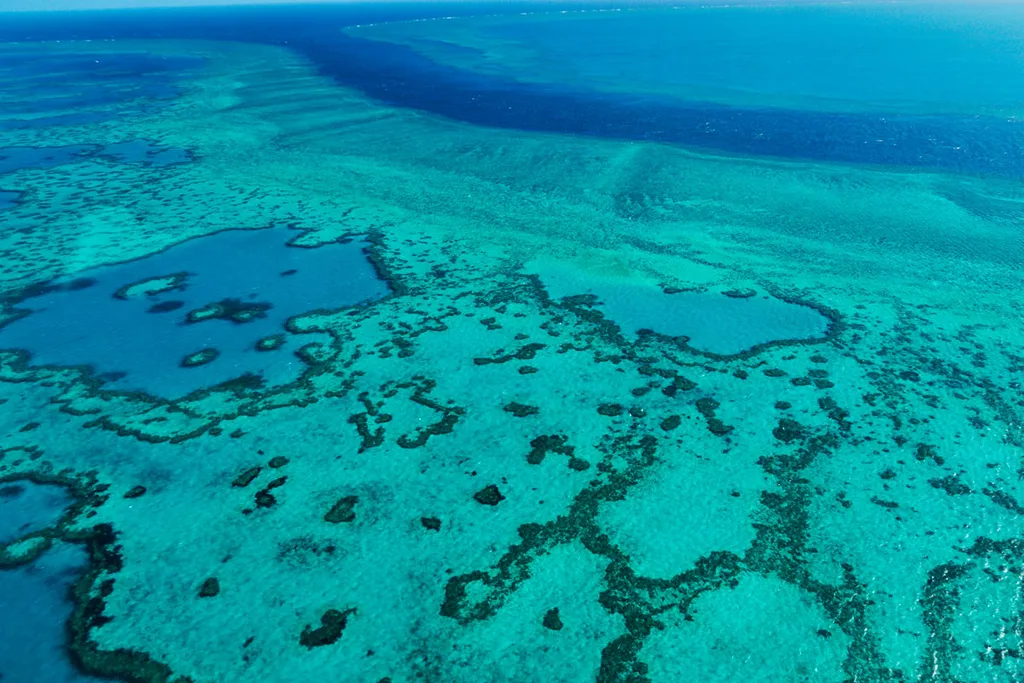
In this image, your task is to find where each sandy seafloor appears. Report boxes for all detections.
[0,2,1023,682]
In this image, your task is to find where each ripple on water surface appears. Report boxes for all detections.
[0,226,390,398]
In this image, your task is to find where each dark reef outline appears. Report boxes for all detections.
[0,138,196,177]
[2,198,1014,680]
[0,223,406,446]
[0,233,1013,681]
[113,271,190,301]
[526,271,845,364]
[93,142,199,168]
[0,470,186,682]
[4,20,1007,680]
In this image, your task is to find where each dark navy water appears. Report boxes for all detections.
[0,227,389,399]
[0,3,1021,177]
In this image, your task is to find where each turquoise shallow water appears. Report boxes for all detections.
[0,3,1023,683]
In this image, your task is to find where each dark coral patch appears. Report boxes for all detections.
[695,398,733,436]
[526,434,574,465]
[473,343,546,366]
[0,484,24,499]
[299,608,356,648]
[198,578,220,598]
[568,457,590,471]
[112,271,188,300]
[773,418,806,443]
[185,298,272,325]
[123,486,146,499]
[255,334,286,352]
[324,495,359,523]
[254,491,276,508]
[181,347,219,368]
[504,402,539,418]
[662,375,697,397]
[543,608,564,631]
[255,477,285,509]
[231,466,261,488]
[929,476,972,496]
[474,485,505,506]
[147,300,184,314]
[660,415,681,431]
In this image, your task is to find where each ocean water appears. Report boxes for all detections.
[0,226,388,398]
[0,2,1022,682]
[0,541,101,683]
[0,190,21,209]
[533,260,833,356]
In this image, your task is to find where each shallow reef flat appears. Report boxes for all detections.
[0,32,1023,683]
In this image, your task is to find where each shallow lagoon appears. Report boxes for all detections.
[0,480,71,545]
[0,145,92,176]
[0,226,389,398]
[0,141,189,176]
[0,542,99,683]
[535,262,831,356]
[0,481,96,683]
